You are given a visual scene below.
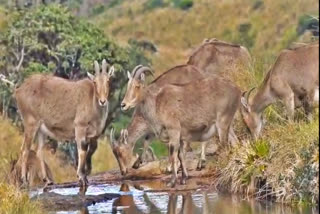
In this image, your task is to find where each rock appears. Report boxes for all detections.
[32,191,120,211]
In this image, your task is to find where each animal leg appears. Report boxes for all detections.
[21,118,38,187]
[302,92,316,122]
[274,82,295,122]
[216,115,231,150]
[185,141,193,152]
[178,140,188,185]
[37,131,54,186]
[197,141,208,171]
[283,92,295,122]
[228,126,238,147]
[85,138,98,176]
[140,134,152,164]
[167,128,180,188]
[75,125,88,190]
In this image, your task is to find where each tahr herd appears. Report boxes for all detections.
[3,38,318,189]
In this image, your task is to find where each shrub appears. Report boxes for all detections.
[175,0,193,10]
[144,0,167,10]
[297,14,319,36]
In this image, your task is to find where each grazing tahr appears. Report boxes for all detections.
[240,42,319,139]
[187,38,251,80]
[15,59,114,189]
[112,66,241,187]
[110,65,238,174]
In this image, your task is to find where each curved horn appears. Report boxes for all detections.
[94,60,100,75]
[101,59,108,74]
[131,65,143,78]
[134,66,154,80]
[246,87,256,101]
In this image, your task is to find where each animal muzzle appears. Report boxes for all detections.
[99,99,107,106]
[121,102,129,111]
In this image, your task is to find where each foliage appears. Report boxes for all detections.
[297,14,319,36]
[144,0,166,10]
[0,183,43,214]
[143,0,193,11]
[91,3,105,16]
[172,0,193,10]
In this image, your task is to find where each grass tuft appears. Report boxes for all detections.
[0,183,43,214]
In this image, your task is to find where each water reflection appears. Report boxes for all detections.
[51,182,318,214]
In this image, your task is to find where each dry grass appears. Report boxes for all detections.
[0,6,8,33]
[91,137,119,174]
[0,183,43,214]
[93,0,318,73]
[0,116,22,183]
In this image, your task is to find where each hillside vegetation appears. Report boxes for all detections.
[0,0,318,209]
[93,0,318,77]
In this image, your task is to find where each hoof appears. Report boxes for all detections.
[43,180,54,191]
[78,176,88,187]
[180,177,187,185]
[167,179,176,188]
[166,166,172,174]
[196,159,206,171]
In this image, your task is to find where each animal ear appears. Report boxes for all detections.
[94,60,100,75]
[127,71,132,80]
[240,97,251,112]
[102,59,107,74]
[108,66,115,77]
[140,73,145,82]
[87,72,95,81]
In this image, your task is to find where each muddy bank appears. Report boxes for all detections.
[32,151,217,211]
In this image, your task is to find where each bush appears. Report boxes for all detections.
[297,14,319,36]
[175,0,193,10]
[144,0,166,10]
[91,4,105,16]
